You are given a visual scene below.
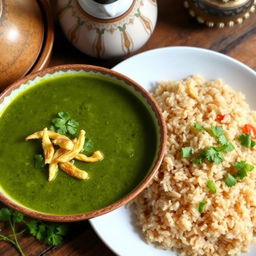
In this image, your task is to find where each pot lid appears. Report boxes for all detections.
[0,0,45,89]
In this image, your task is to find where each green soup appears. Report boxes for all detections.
[0,72,158,215]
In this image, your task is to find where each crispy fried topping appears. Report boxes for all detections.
[26,129,102,182]
[75,151,104,162]
[59,162,89,180]
[42,128,54,164]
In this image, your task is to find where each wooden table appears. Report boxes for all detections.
[1,0,256,255]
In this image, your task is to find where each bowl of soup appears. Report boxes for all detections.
[0,64,166,221]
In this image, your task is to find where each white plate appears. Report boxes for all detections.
[89,47,256,256]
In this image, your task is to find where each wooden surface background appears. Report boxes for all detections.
[0,0,256,255]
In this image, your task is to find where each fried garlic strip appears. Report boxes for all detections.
[42,128,54,164]
[48,148,67,182]
[75,151,104,163]
[59,162,89,180]
[57,130,85,163]
[52,138,74,150]
[25,130,70,141]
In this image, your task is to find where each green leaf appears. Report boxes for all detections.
[36,224,47,241]
[27,221,68,246]
[214,142,235,153]
[67,119,79,128]
[47,232,62,246]
[45,224,68,246]
[239,134,256,148]
[210,126,224,138]
[56,127,67,135]
[233,161,254,181]
[83,137,94,154]
[205,148,224,164]
[57,112,70,122]
[51,112,79,136]
[52,118,66,128]
[55,224,68,236]
[192,158,204,165]
[67,125,77,135]
[181,147,193,158]
[218,135,228,145]
[27,220,40,237]
[194,123,205,131]
[34,154,45,168]
[12,211,24,223]
[206,180,217,193]
[0,208,12,221]
[233,161,254,172]
[221,142,235,153]
[198,201,207,214]
[224,173,237,187]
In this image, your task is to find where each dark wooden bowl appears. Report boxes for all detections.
[0,64,167,222]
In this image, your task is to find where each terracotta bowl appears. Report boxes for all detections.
[0,0,54,90]
[0,64,166,222]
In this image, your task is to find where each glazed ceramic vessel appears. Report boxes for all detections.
[0,64,166,222]
[0,0,44,89]
[57,0,158,59]
[184,0,256,28]
[0,0,54,90]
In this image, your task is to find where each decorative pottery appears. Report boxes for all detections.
[57,0,158,59]
[0,0,44,89]
[0,0,54,90]
[184,0,256,28]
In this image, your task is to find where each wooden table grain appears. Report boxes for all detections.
[1,0,255,255]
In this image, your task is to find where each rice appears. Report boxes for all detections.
[133,76,256,256]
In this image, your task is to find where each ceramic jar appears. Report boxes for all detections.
[184,0,256,28]
[57,0,157,59]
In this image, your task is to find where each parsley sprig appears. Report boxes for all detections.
[0,207,68,256]
[50,112,79,136]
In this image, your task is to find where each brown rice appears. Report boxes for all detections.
[133,76,256,256]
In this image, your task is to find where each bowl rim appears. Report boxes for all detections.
[0,64,167,222]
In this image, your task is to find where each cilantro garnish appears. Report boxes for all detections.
[218,135,228,145]
[34,154,45,168]
[209,126,224,138]
[51,112,79,136]
[181,147,193,158]
[204,148,224,164]
[0,207,68,256]
[192,124,235,165]
[206,180,217,193]
[214,143,235,153]
[194,123,205,131]
[239,134,256,148]
[198,201,207,214]
[233,161,254,181]
[224,173,237,187]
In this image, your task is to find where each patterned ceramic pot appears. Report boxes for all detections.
[57,0,157,59]
[184,0,256,28]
